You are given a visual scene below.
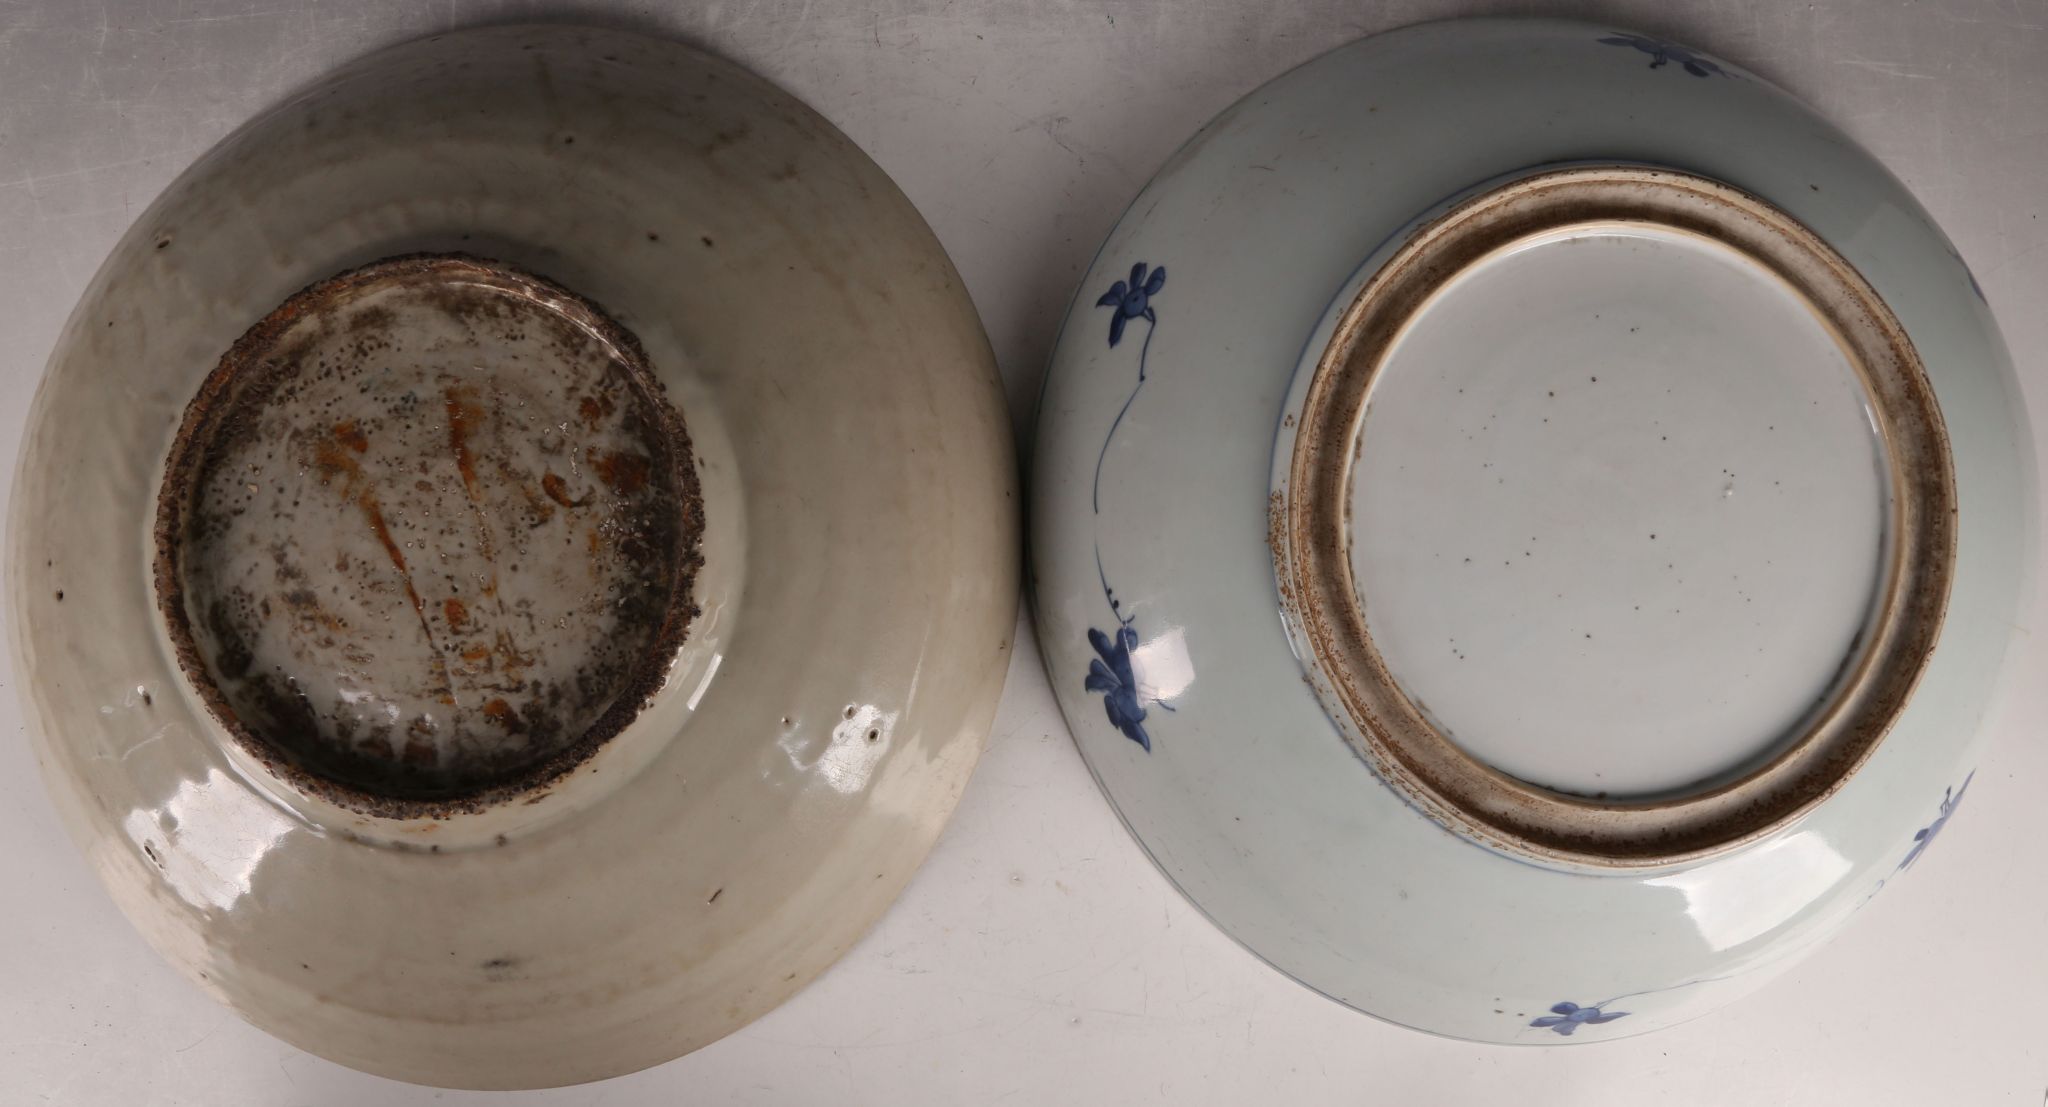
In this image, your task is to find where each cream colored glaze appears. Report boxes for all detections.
[8,25,1016,1089]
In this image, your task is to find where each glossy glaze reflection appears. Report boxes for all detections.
[1033,18,2026,1044]
[158,255,703,811]
[12,25,1016,1088]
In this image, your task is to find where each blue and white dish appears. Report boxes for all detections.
[1032,18,2032,1042]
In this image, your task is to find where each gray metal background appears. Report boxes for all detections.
[2,2,2043,1103]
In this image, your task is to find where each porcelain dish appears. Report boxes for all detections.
[9,26,1016,1088]
[1032,18,2032,1042]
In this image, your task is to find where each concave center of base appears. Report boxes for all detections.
[156,255,702,813]
[1351,225,1888,798]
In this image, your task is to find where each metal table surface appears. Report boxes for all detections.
[2,2,2044,1103]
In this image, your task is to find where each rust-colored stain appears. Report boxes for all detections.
[501,461,558,527]
[444,386,485,496]
[589,448,651,495]
[402,731,436,766]
[541,471,583,508]
[577,394,613,428]
[333,419,369,453]
[313,436,359,485]
[359,498,416,606]
[151,254,706,820]
[316,427,437,639]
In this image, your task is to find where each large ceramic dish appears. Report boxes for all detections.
[1033,18,2031,1042]
[9,26,1016,1088]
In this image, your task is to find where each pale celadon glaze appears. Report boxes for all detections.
[1033,19,2032,1042]
[9,26,1016,1088]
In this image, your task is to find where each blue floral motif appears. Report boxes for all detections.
[1899,771,1973,871]
[1085,625,1151,751]
[1096,262,1166,347]
[1599,32,1726,78]
[1090,262,1165,514]
[1530,1000,1629,1036]
[1082,261,1173,753]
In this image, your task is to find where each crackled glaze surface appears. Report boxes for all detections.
[160,256,700,808]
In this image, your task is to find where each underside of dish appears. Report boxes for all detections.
[1033,18,2029,1044]
[1277,166,1955,867]
[155,254,707,817]
[9,26,1016,1088]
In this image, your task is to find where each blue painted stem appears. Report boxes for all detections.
[1091,311,1156,515]
[1095,545,1132,629]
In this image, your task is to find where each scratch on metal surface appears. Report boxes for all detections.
[0,156,159,192]
[1837,56,1937,79]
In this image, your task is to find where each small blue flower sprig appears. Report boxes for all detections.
[1899,771,1973,872]
[1529,1000,1629,1037]
[1086,609,1152,750]
[1082,261,1173,752]
[1091,262,1166,513]
[1598,32,1727,78]
[1526,784,1980,1043]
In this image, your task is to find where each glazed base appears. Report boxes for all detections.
[1278,167,1954,865]
[1353,224,1885,799]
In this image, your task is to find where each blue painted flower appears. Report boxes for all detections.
[1084,624,1151,751]
[1530,1001,1629,1036]
[1096,262,1167,347]
[1085,262,1172,751]
[1899,771,1973,871]
[1599,32,1726,78]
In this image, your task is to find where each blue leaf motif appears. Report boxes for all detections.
[1898,771,1973,871]
[1084,626,1151,751]
[1529,1000,1630,1036]
[1083,261,1173,753]
[1598,32,1727,78]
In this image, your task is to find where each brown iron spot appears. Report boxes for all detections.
[577,394,613,428]
[541,471,583,508]
[589,449,650,495]
[333,419,369,453]
[444,385,485,496]
[313,438,360,485]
